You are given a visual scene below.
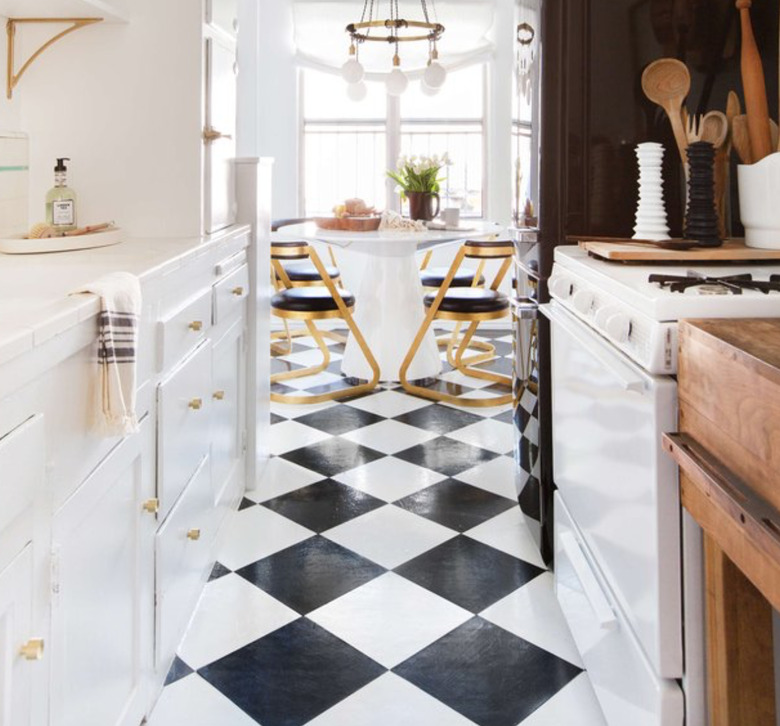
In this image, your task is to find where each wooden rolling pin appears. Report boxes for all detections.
[736,0,773,162]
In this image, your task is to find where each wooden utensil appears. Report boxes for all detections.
[701,111,729,148]
[736,0,773,162]
[642,59,691,160]
[702,111,730,239]
[732,115,779,164]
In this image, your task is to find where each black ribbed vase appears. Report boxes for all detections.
[684,141,721,247]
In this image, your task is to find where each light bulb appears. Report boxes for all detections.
[386,68,409,96]
[420,78,441,96]
[347,80,368,102]
[423,61,447,89]
[341,58,365,84]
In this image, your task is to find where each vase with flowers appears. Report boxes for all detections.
[387,154,452,221]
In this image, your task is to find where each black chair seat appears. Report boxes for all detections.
[424,288,509,314]
[465,238,512,248]
[280,262,340,282]
[420,266,485,288]
[272,287,355,313]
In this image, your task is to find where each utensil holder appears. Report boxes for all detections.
[738,152,780,249]
[684,141,721,247]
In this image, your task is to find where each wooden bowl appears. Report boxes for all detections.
[315,216,382,232]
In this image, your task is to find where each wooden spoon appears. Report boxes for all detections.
[701,111,729,148]
[642,59,691,160]
[732,114,779,164]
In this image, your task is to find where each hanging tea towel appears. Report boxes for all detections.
[71,272,142,437]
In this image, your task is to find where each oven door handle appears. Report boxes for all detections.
[560,532,617,630]
[541,303,647,393]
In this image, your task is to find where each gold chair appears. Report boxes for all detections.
[401,239,514,407]
[271,241,379,404]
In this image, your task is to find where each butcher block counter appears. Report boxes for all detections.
[664,319,780,726]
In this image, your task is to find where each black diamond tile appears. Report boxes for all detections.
[164,655,194,686]
[238,496,256,511]
[261,479,384,533]
[271,357,306,375]
[412,378,475,397]
[295,405,385,435]
[394,437,499,477]
[236,536,386,614]
[492,408,514,424]
[473,355,514,377]
[393,617,581,726]
[200,618,386,726]
[394,536,544,612]
[394,404,484,435]
[280,438,384,478]
[208,561,232,581]
[395,479,516,532]
[271,412,287,425]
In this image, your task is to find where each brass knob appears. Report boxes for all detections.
[189,320,203,332]
[187,528,201,541]
[188,398,203,410]
[203,127,233,143]
[232,286,244,296]
[142,498,159,514]
[213,390,225,401]
[19,638,44,661]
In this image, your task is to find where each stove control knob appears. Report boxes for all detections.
[549,276,573,300]
[605,313,632,343]
[594,306,617,331]
[572,290,594,315]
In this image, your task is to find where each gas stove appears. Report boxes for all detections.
[549,246,780,373]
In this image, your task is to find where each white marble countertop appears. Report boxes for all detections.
[0,225,250,367]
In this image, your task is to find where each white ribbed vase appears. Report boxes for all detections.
[633,142,670,241]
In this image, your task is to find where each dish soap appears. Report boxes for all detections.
[45,158,77,232]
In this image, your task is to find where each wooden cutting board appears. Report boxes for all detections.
[579,238,780,262]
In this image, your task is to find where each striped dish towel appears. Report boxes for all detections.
[72,272,142,437]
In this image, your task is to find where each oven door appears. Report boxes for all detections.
[542,301,681,679]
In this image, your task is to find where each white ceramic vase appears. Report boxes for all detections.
[633,142,670,242]
[738,152,780,249]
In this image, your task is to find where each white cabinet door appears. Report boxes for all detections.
[0,546,35,726]
[211,318,245,510]
[203,35,237,234]
[50,420,155,726]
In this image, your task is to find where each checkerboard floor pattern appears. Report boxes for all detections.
[147,328,607,726]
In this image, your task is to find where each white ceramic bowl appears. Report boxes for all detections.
[738,152,780,249]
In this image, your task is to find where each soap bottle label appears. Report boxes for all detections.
[53,200,75,226]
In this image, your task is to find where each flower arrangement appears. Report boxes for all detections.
[387,153,452,197]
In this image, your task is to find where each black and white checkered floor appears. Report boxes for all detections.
[147,329,606,726]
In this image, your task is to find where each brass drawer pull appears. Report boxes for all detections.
[213,390,225,401]
[187,528,201,541]
[189,320,203,332]
[232,286,244,296]
[19,638,44,661]
[142,498,159,514]
[188,398,203,410]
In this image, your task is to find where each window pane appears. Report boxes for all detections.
[401,65,484,120]
[400,123,483,217]
[303,69,386,121]
[303,125,386,216]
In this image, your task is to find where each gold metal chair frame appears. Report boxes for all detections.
[401,241,514,408]
[271,246,379,405]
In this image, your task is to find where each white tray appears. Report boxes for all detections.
[0,228,122,254]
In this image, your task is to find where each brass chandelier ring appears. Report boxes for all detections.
[347,19,444,44]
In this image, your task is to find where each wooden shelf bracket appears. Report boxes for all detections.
[6,17,103,99]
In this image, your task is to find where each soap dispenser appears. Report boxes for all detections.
[45,158,77,232]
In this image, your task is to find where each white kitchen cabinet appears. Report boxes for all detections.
[205,0,238,37]
[50,418,155,726]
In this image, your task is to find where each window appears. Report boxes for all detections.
[301,65,486,217]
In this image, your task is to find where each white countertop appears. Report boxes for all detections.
[0,226,250,367]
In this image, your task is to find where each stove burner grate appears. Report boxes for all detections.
[649,272,780,295]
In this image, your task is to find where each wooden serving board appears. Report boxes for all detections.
[314,216,381,232]
[579,238,780,262]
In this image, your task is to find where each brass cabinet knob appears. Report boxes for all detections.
[231,286,244,296]
[189,320,203,332]
[187,528,201,541]
[19,638,44,661]
[188,398,203,410]
[203,127,233,143]
[142,498,159,514]
[213,390,225,401]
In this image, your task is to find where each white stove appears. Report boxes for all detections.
[549,245,780,373]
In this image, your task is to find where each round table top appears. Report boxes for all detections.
[275,220,506,252]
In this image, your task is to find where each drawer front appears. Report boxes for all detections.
[554,493,683,726]
[155,456,214,668]
[0,415,44,535]
[213,264,248,326]
[157,289,212,373]
[157,343,212,518]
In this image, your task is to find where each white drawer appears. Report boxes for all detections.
[213,264,248,326]
[157,342,212,519]
[554,493,683,726]
[0,415,44,535]
[155,455,214,668]
[157,289,212,372]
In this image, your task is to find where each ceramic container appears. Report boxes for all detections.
[738,152,780,249]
